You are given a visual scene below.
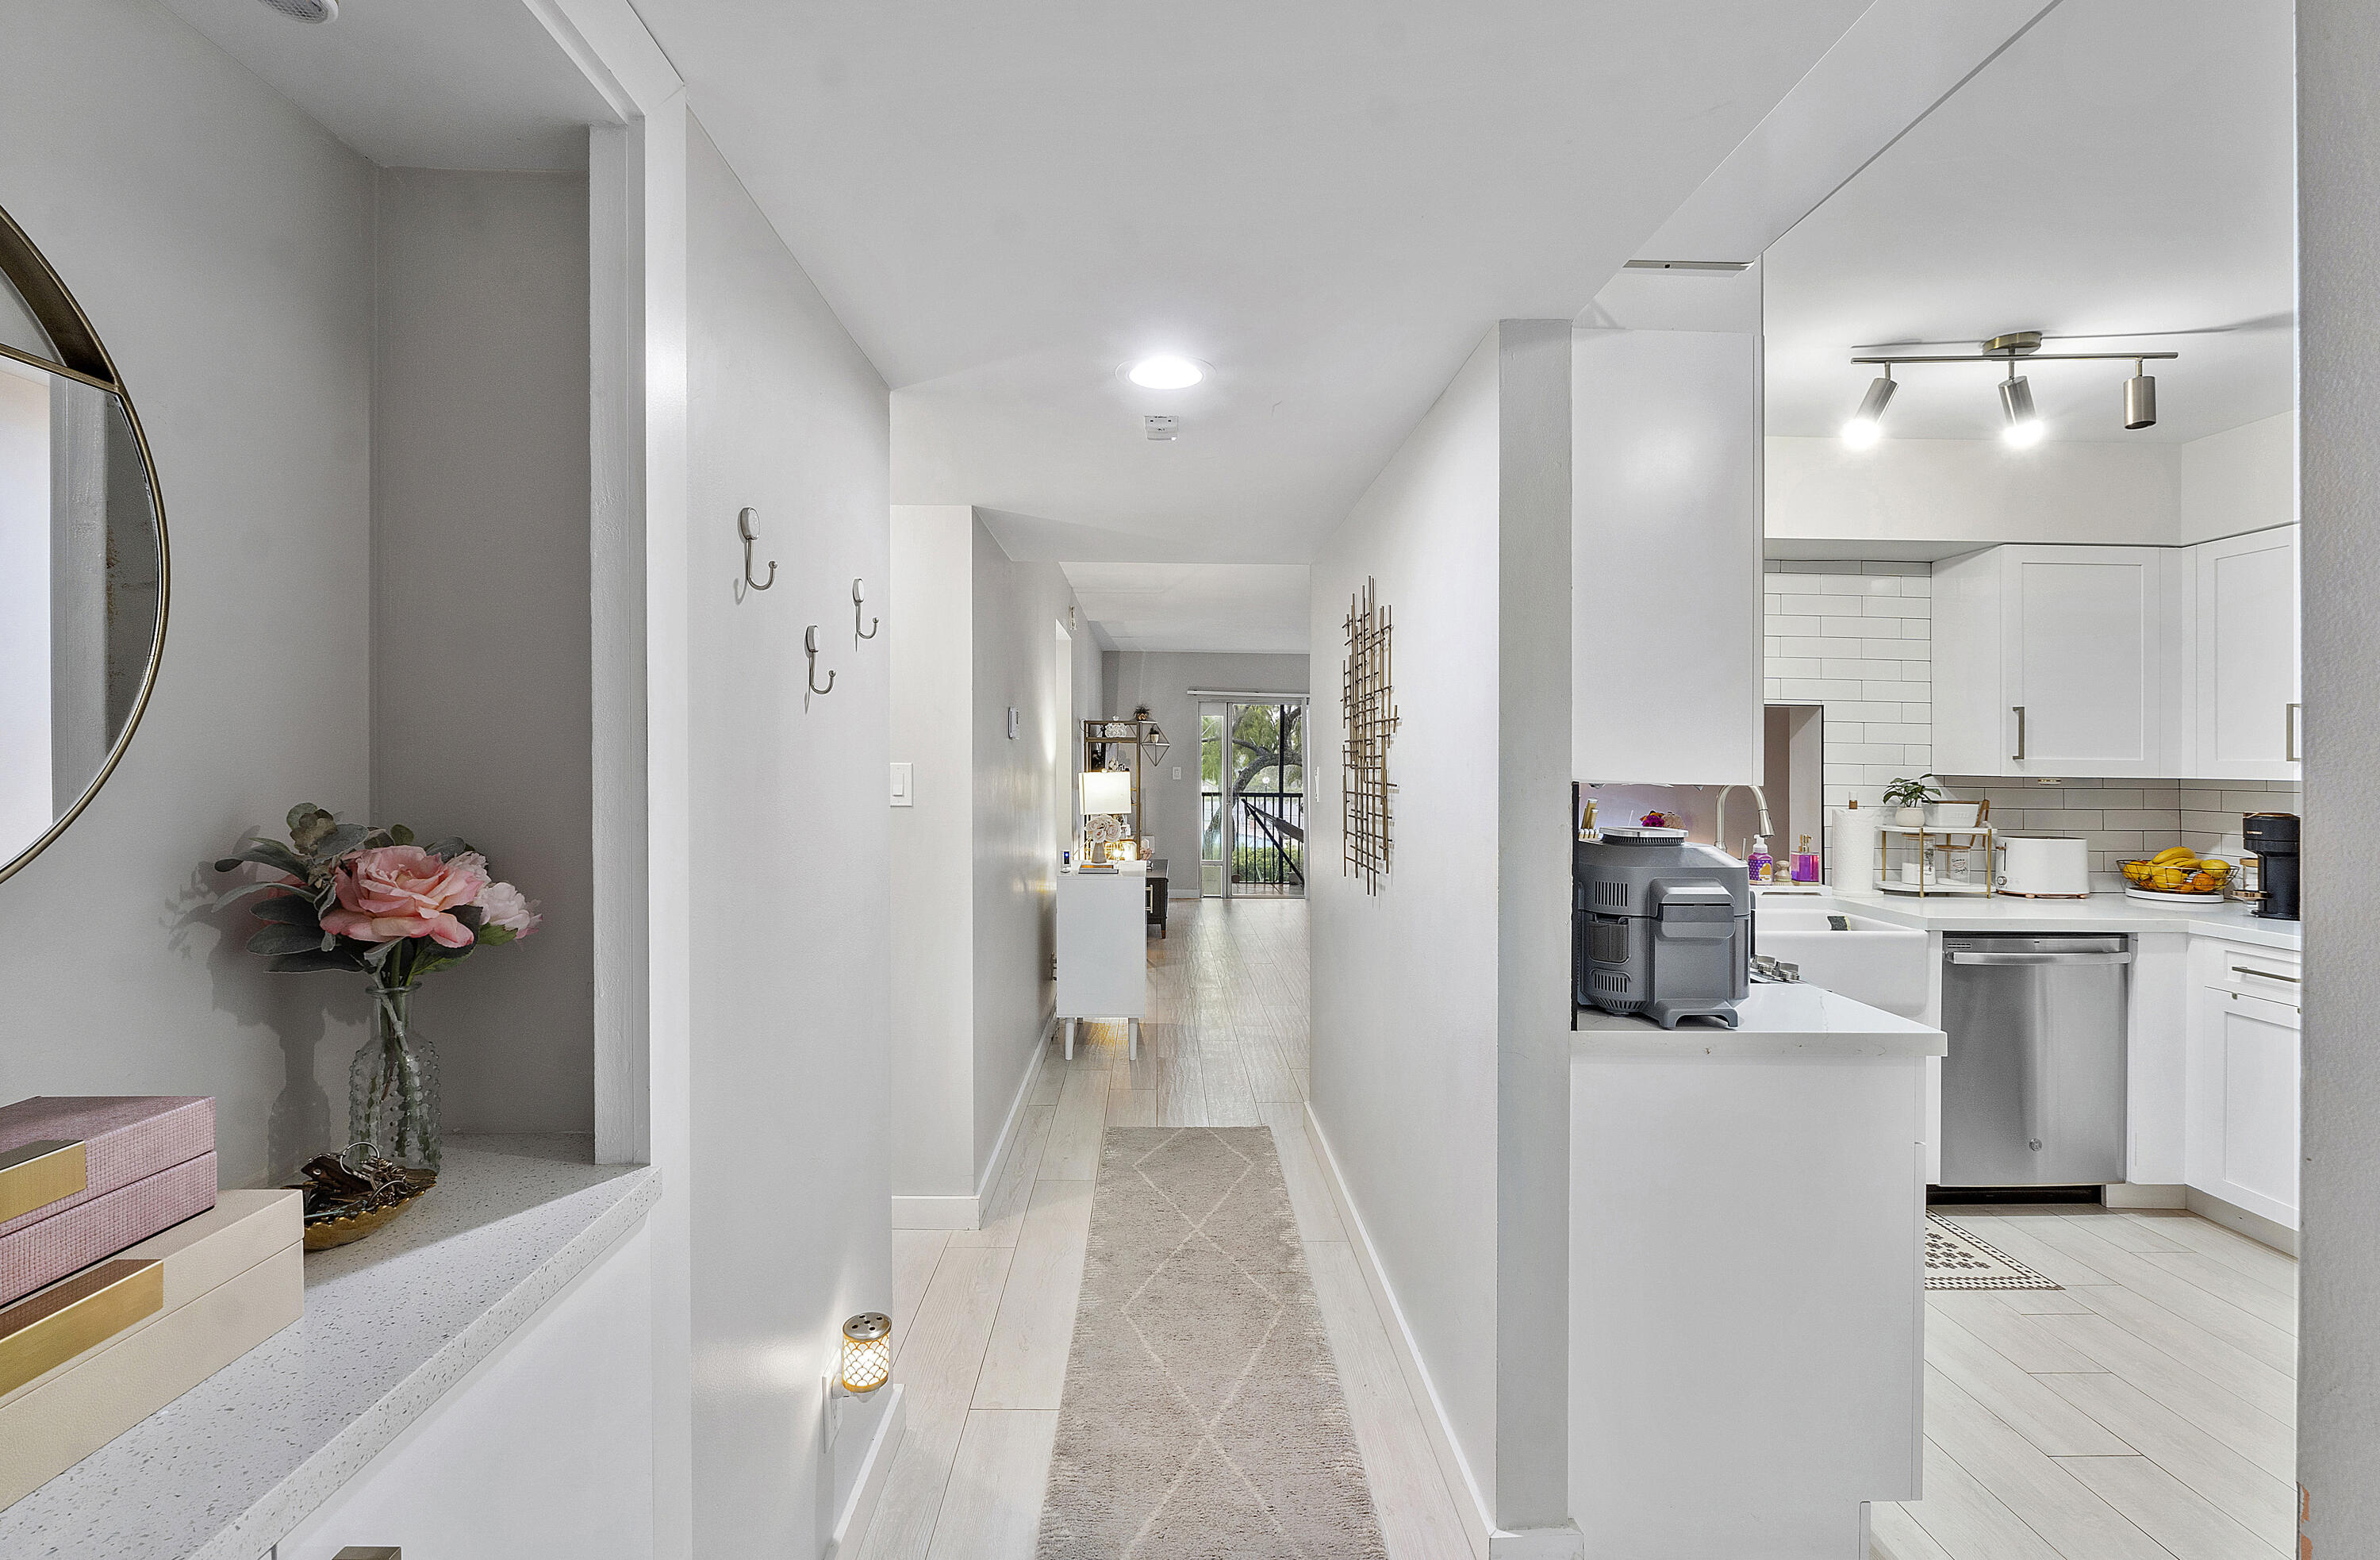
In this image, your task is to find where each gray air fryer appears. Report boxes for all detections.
[1573,828,1752,1028]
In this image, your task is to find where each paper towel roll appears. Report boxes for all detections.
[1829,808,1876,891]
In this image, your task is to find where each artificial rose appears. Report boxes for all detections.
[476,881,543,939]
[321,846,489,948]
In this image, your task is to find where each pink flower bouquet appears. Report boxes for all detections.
[216,805,543,1171]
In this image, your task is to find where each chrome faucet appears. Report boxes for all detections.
[1714,784,1774,861]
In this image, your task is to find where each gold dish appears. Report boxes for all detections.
[293,1170,433,1252]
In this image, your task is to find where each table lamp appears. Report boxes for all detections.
[1081,770,1133,863]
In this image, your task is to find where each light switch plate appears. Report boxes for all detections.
[1172,767,1182,782]
[1008,706,1020,740]
[889,762,913,807]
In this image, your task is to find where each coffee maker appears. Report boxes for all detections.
[2243,813,2299,921]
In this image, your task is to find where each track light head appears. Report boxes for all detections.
[1999,371,2042,447]
[2124,361,2157,430]
[1841,371,1896,448]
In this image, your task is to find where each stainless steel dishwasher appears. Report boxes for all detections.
[1939,933,2132,1186]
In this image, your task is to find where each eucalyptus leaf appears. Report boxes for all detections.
[248,894,320,927]
[390,824,415,846]
[268,947,367,974]
[209,878,292,909]
[248,923,331,956]
[231,840,309,875]
[287,805,337,854]
[424,836,474,862]
[315,823,370,859]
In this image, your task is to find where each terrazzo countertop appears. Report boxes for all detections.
[0,1135,660,1560]
[1572,984,1947,1059]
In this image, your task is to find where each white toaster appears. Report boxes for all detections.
[1994,835,2090,898]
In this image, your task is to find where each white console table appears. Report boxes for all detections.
[1057,863,1146,1059]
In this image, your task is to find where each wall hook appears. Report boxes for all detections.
[738,508,776,593]
[853,578,879,643]
[805,625,836,696]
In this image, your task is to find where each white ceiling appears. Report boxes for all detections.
[635,0,1875,588]
[159,0,616,170]
[1059,563,1311,655]
[1762,0,2297,445]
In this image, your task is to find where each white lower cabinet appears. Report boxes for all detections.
[2185,945,2302,1230]
[274,1221,655,1559]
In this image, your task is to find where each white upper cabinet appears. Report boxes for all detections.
[2194,526,2301,781]
[1933,545,2168,778]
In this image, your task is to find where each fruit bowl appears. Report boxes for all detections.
[2118,851,2232,896]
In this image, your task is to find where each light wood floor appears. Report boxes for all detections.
[856,896,1476,1560]
[1874,1207,2298,1560]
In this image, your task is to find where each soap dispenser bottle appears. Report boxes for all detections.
[1792,835,1820,883]
[1745,836,1774,883]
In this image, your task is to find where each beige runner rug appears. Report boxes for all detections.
[1038,1127,1387,1559]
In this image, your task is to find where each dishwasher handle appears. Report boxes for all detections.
[1948,951,2134,966]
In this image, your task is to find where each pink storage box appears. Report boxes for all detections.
[0,1097,217,1307]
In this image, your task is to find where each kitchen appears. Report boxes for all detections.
[1565,4,2300,1558]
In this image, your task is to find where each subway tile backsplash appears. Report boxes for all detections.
[1763,559,2302,887]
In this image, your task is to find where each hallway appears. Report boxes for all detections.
[858,898,1476,1560]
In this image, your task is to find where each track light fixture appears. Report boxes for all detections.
[1998,366,2042,447]
[2124,359,2157,430]
[1840,367,1896,448]
[1842,329,2177,447]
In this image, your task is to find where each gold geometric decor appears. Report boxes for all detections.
[1342,577,1399,894]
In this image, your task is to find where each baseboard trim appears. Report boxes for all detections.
[892,1019,1056,1232]
[1303,1100,1496,1560]
[823,1382,906,1560]
[2183,1186,2298,1257]
[2102,1182,2187,1209]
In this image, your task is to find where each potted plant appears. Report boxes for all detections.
[1882,774,1941,827]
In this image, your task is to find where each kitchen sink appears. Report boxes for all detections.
[1755,906,1930,1018]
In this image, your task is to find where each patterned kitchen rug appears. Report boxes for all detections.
[1039,1127,1386,1559]
[1925,1216,2062,1291]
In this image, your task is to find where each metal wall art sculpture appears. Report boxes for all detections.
[1341,577,1399,893]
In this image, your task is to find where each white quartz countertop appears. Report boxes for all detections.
[1805,886,2302,951]
[0,1135,660,1560]
[1572,984,1947,1060]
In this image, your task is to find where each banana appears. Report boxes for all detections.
[2152,846,2196,866]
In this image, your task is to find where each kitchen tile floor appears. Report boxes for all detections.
[1875,1207,2297,1560]
[854,897,1477,1560]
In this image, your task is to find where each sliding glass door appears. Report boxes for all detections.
[1222,700,1306,899]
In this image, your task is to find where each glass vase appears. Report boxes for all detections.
[350,982,440,1174]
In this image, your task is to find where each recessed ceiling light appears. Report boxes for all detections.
[1127,355,1205,390]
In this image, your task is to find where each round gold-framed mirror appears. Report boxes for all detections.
[0,203,170,886]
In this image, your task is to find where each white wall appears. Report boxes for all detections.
[2298,2,2378,1547]
[889,506,1096,1212]
[1767,435,2178,549]
[1770,415,2297,555]
[1100,651,1313,891]
[1309,321,1572,1537]
[970,527,1096,1181]
[0,0,375,1187]
[684,117,892,1556]
[2179,412,2295,544]
[890,505,977,1200]
[371,167,593,1135]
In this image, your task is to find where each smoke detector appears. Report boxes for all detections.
[1144,416,1177,442]
[257,0,338,21]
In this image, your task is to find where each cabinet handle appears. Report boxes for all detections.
[2230,965,2300,985]
[2286,702,2301,763]
[2011,705,2026,763]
